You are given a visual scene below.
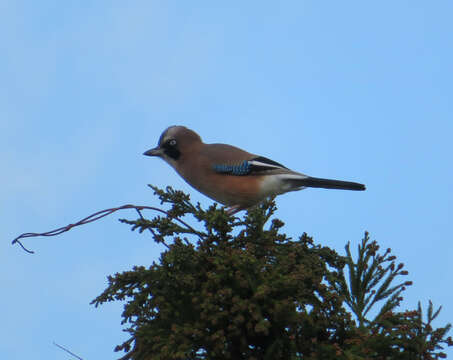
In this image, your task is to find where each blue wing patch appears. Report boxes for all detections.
[213,156,287,176]
[213,160,251,176]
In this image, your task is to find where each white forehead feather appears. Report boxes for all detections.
[158,126,201,146]
[158,125,180,145]
[165,126,181,138]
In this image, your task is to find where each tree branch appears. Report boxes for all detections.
[12,204,202,254]
[53,342,84,360]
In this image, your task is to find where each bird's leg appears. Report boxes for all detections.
[225,205,244,215]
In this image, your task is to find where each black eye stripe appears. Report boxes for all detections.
[161,138,180,160]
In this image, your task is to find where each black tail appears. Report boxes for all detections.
[294,176,366,191]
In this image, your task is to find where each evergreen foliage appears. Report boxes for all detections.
[92,186,452,359]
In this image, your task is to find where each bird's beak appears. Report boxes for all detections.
[143,147,163,157]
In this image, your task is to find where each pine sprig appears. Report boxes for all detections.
[336,232,412,327]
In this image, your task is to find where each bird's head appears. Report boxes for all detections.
[144,126,202,167]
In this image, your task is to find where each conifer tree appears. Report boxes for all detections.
[92,186,452,359]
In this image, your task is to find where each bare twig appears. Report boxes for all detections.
[53,341,84,360]
[12,204,203,254]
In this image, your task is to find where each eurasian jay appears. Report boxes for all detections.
[144,126,365,215]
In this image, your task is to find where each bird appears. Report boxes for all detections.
[144,126,365,215]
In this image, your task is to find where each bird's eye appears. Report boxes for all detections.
[168,139,177,147]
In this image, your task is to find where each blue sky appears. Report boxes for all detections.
[2,1,453,358]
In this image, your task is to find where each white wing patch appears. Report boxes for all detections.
[259,173,309,196]
[277,173,309,180]
[248,159,285,170]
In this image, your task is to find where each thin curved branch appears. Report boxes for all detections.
[12,204,204,254]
